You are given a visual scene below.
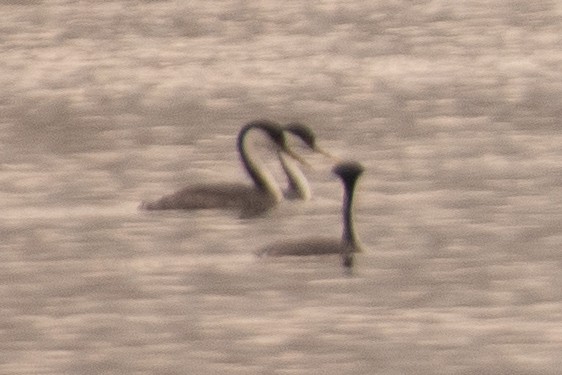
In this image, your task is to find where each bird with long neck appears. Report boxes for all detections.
[257,161,364,270]
[140,120,305,218]
[333,161,363,268]
[280,122,334,201]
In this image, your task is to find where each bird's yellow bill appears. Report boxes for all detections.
[284,148,310,167]
[315,146,339,161]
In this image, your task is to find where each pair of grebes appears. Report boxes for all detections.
[141,119,364,270]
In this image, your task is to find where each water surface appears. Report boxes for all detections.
[1,1,561,374]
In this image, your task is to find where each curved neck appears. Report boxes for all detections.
[278,151,311,200]
[237,124,283,201]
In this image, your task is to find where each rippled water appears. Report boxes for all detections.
[1,1,561,374]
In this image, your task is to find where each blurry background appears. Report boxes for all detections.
[0,1,561,374]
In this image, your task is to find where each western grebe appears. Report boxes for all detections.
[257,161,364,269]
[140,120,306,218]
[281,122,334,200]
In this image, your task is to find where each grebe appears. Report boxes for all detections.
[258,161,364,269]
[140,120,306,218]
[281,122,334,200]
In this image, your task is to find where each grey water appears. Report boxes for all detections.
[1,1,561,374]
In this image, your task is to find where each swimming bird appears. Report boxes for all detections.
[281,122,334,200]
[257,160,364,269]
[140,120,306,218]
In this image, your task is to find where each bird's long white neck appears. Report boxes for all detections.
[237,125,283,202]
[278,151,311,200]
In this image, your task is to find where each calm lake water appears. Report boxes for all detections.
[1,1,561,374]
